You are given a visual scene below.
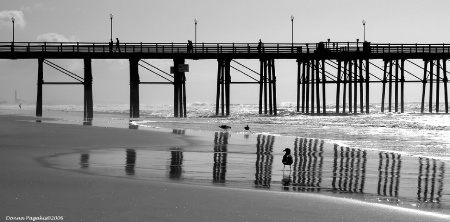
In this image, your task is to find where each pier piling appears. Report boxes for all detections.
[84,59,93,119]
[129,58,140,118]
[36,58,44,117]
[444,59,449,113]
[216,59,230,116]
[173,58,187,117]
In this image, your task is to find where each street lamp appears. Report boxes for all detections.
[291,15,294,52]
[110,14,114,42]
[194,19,198,45]
[194,19,198,53]
[362,20,366,42]
[11,16,15,43]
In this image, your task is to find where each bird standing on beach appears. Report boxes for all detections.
[244,125,250,131]
[282,148,294,171]
[219,125,231,131]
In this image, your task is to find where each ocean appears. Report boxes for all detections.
[32,102,450,160]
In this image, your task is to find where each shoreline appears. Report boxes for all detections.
[0,108,449,221]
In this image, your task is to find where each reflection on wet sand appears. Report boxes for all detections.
[83,118,92,126]
[213,132,228,183]
[282,171,292,191]
[332,145,367,193]
[290,138,324,192]
[169,148,183,180]
[378,153,401,198]
[64,132,449,213]
[418,157,445,206]
[172,129,185,135]
[125,149,136,175]
[254,134,275,188]
[80,153,89,168]
[128,120,138,129]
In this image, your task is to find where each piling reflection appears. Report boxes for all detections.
[213,132,228,183]
[125,149,136,175]
[332,145,367,193]
[282,171,292,191]
[55,133,449,213]
[254,134,275,188]
[378,152,401,198]
[418,157,445,205]
[129,120,138,129]
[83,118,92,126]
[169,148,183,180]
[80,153,89,168]
[290,138,324,192]
[172,129,185,135]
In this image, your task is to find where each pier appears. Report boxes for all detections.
[1,41,450,118]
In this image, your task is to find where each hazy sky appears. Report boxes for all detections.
[1,0,449,106]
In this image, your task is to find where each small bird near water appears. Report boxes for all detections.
[282,148,294,171]
[244,125,250,131]
[219,125,231,131]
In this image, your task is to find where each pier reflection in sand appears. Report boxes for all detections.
[80,153,89,168]
[332,145,367,193]
[292,138,324,192]
[418,157,445,207]
[125,149,136,175]
[55,130,449,212]
[169,149,183,180]
[254,134,275,188]
[213,132,228,183]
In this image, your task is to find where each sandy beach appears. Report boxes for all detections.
[1,113,449,222]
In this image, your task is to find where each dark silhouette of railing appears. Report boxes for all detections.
[3,42,450,56]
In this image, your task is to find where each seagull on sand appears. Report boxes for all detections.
[244,125,250,131]
[282,148,294,171]
[219,125,231,131]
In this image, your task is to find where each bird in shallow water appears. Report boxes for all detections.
[282,148,294,171]
[219,125,231,131]
[244,125,250,131]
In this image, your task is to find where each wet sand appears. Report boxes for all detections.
[1,114,449,221]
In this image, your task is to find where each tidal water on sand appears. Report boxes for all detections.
[46,130,450,215]
[4,103,450,214]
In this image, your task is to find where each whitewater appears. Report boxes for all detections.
[18,101,450,161]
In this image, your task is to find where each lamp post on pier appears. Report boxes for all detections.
[110,14,114,42]
[11,16,15,43]
[362,20,366,42]
[194,19,198,52]
[291,15,294,52]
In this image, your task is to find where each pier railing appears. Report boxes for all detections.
[2,42,450,55]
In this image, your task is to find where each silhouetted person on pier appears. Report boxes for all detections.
[282,148,293,171]
[187,40,193,53]
[257,39,262,53]
[109,40,113,53]
[115,38,121,53]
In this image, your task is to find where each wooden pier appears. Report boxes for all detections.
[1,41,450,118]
